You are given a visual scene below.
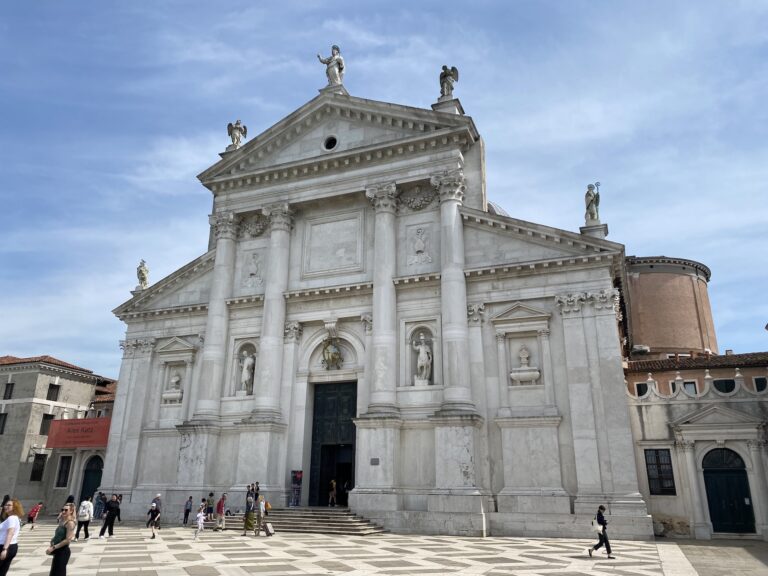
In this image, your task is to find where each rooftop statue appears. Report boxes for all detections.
[136,259,149,290]
[227,119,247,150]
[585,182,600,223]
[439,65,459,99]
[317,45,345,86]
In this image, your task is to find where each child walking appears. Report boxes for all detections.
[193,505,206,541]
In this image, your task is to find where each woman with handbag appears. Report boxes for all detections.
[587,504,615,559]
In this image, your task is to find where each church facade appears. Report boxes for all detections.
[103,78,652,537]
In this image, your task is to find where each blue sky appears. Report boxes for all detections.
[1,1,766,378]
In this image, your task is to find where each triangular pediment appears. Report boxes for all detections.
[198,91,476,184]
[156,337,196,354]
[113,251,215,319]
[671,405,765,428]
[491,302,551,323]
[462,205,624,270]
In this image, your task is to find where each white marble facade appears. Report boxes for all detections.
[103,85,652,538]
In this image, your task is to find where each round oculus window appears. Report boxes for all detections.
[323,136,338,151]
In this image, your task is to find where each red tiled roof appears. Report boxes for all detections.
[0,355,93,373]
[627,351,768,372]
[93,381,117,404]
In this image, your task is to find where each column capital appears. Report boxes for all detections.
[538,328,551,338]
[262,202,294,232]
[209,211,240,240]
[554,292,587,315]
[430,168,466,203]
[495,331,507,343]
[586,288,621,317]
[675,439,696,452]
[467,303,485,323]
[119,337,156,357]
[747,439,768,450]
[284,321,303,343]
[366,181,398,213]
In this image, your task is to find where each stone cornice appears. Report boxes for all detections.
[0,362,105,383]
[225,296,264,309]
[204,127,473,196]
[626,255,711,282]
[117,304,209,322]
[464,254,619,281]
[283,281,373,301]
[392,273,441,286]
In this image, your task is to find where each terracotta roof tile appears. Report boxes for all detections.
[627,351,768,372]
[0,354,93,373]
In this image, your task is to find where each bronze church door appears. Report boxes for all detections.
[309,382,356,506]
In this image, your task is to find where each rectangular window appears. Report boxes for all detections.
[55,455,72,488]
[30,453,47,481]
[634,382,648,397]
[46,384,61,402]
[684,381,697,395]
[3,383,13,400]
[0,413,6,434]
[40,414,54,435]
[645,449,676,495]
[754,377,767,393]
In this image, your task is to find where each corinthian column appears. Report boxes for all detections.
[431,169,475,412]
[253,203,293,420]
[193,211,239,420]
[364,182,399,415]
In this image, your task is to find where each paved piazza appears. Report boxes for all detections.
[10,521,766,576]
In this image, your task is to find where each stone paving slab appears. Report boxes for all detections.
[12,520,760,575]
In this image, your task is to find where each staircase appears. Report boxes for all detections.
[204,507,386,536]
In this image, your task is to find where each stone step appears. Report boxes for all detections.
[197,507,386,535]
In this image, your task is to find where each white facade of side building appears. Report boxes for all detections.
[102,85,652,537]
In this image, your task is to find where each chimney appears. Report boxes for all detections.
[725,349,734,355]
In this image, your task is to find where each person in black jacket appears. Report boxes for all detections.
[587,505,615,559]
[98,495,120,539]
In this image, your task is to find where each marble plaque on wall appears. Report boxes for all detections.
[302,210,364,278]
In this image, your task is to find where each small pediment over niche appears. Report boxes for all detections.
[156,337,196,355]
[490,302,551,325]
[671,405,765,428]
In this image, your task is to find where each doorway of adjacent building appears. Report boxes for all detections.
[79,456,103,502]
[703,448,755,533]
[309,382,356,506]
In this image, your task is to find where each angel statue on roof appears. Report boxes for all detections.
[439,65,459,99]
[227,119,247,150]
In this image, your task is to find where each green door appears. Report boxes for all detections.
[703,449,755,533]
[79,456,104,503]
[309,382,356,506]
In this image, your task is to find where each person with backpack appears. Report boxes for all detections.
[74,497,93,541]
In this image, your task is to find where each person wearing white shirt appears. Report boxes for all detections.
[0,499,22,575]
[75,496,94,541]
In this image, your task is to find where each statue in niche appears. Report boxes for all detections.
[243,253,264,289]
[439,65,459,99]
[509,343,541,386]
[227,119,247,150]
[584,182,600,223]
[136,259,149,290]
[412,332,433,385]
[240,350,255,394]
[322,339,343,370]
[162,370,183,404]
[408,228,432,266]
[518,344,530,367]
[317,45,345,86]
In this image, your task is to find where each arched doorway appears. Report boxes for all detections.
[79,456,104,503]
[703,448,755,533]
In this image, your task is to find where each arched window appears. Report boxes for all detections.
[702,448,745,469]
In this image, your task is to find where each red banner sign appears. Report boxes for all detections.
[45,417,111,449]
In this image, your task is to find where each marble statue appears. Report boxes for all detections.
[585,182,600,223]
[136,259,149,290]
[322,339,343,370]
[161,371,183,403]
[439,65,459,99]
[240,350,255,394]
[412,332,433,383]
[317,45,345,86]
[227,120,247,149]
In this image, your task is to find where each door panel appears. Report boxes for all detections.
[704,470,756,533]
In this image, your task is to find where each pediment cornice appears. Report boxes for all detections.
[198,92,478,194]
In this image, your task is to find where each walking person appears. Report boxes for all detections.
[193,505,205,541]
[146,503,161,539]
[151,494,162,531]
[328,479,337,507]
[587,505,615,559]
[75,497,93,541]
[205,493,214,521]
[26,501,44,530]
[242,496,255,536]
[98,494,120,539]
[0,499,23,575]
[255,495,267,537]
[183,496,193,525]
[215,493,227,531]
[46,502,75,576]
